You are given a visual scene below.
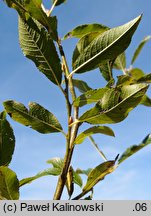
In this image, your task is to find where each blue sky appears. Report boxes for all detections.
[0,0,151,200]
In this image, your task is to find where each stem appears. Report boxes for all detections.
[53,40,79,200]
[72,190,91,200]
[89,136,107,162]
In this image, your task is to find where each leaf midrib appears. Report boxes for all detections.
[72,16,141,74]
[1,170,13,200]
[20,18,61,86]
[10,104,63,133]
[80,84,148,122]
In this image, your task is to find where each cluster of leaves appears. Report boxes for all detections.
[1,0,151,200]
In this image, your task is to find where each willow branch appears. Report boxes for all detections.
[53,40,79,200]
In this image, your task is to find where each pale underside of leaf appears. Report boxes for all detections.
[75,126,115,144]
[131,35,151,65]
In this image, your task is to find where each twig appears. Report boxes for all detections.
[53,40,79,200]
[89,136,107,162]
[47,0,58,17]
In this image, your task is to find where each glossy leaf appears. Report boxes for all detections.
[52,0,67,6]
[3,100,63,134]
[72,15,142,74]
[4,0,26,17]
[64,23,109,39]
[72,79,92,93]
[25,1,58,40]
[131,36,151,64]
[19,17,62,85]
[130,68,145,80]
[138,73,151,83]
[47,157,64,168]
[0,166,19,200]
[73,88,108,107]
[19,168,61,187]
[99,61,113,81]
[25,0,50,29]
[0,112,15,166]
[140,95,151,107]
[118,133,151,164]
[76,168,92,176]
[114,53,126,71]
[100,53,126,82]
[47,158,82,187]
[20,157,64,186]
[83,161,116,193]
[73,171,83,187]
[79,83,148,124]
[75,126,115,144]
[116,75,135,86]
[72,32,100,65]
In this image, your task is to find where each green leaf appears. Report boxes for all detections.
[47,157,64,168]
[4,0,26,17]
[140,95,151,107]
[0,166,19,200]
[116,69,150,87]
[52,0,67,6]
[20,158,82,188]
[3,100,63,134]
[131,36,151,65]
[116,75,135,86]
[23,158,82,190]
[19,16,62,85]
[118,133,151,164]
[19,167,61,187]
[114,53,126,71]
[73,171,83,188]
[72,15,142,74]
[100,53,126,82]
[20,157,64,186]
[137,73,151,83]
[83,161,116,193]
[99,61,113,82]
[72,79,92,93]
[4,0,58,40]
[0,112,15,166]
[79,83,148,124]
[73,88,108,107]
[72,27,109,68]
[130,68,145,80]
[47,158,82,187]
[24,0,48,28]
[24,0,58,39]
[64,23,109,39]
[75,126,115,144]
[76,168,92,176]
